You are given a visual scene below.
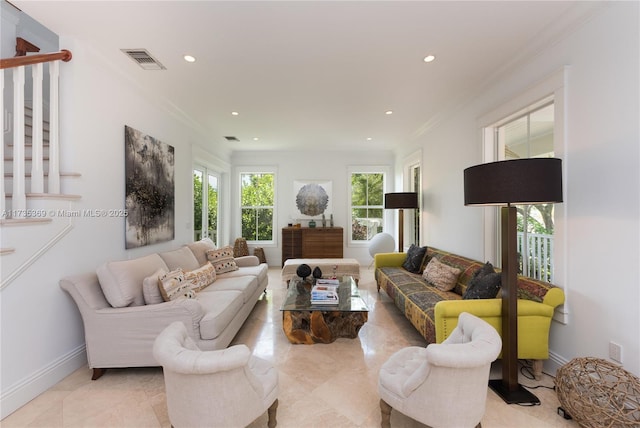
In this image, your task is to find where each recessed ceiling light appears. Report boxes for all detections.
[183,55,196,63]
[423,55,436,63]
[253,137,259,141]
[231,111,239,116]
[385,110,393,115]
[366,137,372,141]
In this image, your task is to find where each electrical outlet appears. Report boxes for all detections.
[609,341,623,363]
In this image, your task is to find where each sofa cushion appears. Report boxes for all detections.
[463,262,501,299]
[196,290,245,340]
[159,246,200,272]
[184,262,217,292]
[96,253,169,307]
[376,266,459,343]
[207,246,239,274]
[202,275,259,303]
[218,263,268,285]
[422,257,461,292]
[143,268,167,305]
[158,269,196,301]
[186,238,216,266]
[402,244,428,273]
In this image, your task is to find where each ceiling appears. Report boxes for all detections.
[11,1,593,153]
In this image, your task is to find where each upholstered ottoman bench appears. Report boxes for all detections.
[282,258,360,284]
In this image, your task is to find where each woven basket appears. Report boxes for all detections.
[253,247,267,264]
[233,238,249,257]
[555,357,640,427]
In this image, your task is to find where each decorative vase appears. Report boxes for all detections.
[296,264,312,281]
[330,214,334,227]
[322,214,326,227]
[312,266,322,279]
[308,220,316,228]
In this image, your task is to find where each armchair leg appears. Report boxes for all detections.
[267,399,278,428]
[91,368,106,380]
[532,360,543,380]
[380,399,392,428]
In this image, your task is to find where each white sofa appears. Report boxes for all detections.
[60,238,269,380]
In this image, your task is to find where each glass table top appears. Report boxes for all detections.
[280,276,369,312]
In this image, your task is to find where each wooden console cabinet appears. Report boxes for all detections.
[282,227,343,265]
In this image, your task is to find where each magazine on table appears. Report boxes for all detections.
[311,285,339,304]
[316,278,340,285]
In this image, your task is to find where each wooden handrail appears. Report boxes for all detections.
[0,49,72,70]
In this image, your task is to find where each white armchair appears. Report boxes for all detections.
[153,321,279,428]
[378,312,501,428]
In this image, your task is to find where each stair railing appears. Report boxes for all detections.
[0,50,72,217]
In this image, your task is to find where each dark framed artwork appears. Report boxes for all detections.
[124,125,175,249]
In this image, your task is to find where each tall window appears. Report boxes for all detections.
[193,167,219,244]
[496,101,556,282]
[350,172,384,242]
[410,163,421,245]
[240,172,275,242]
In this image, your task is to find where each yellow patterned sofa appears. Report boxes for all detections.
[374,247,565,378]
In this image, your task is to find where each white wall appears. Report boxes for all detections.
[231,150,395,266]
[1,0,638,419]
[407,3,639,375]
[0,35,229,417]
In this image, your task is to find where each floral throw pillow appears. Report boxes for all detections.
[422,257,461,292]
[402,244,428,273]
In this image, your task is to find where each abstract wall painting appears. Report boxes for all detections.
[124,125,175,249]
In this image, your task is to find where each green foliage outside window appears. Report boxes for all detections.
[193,172,218,242]
[351,173,384,241]
[241,173,274,241]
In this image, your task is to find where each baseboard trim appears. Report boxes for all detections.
[543,350,570,377]
[0,344,87,420]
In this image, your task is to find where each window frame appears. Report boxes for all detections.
[237,168,277,245]
[478,67,568,323]
[193,164,222,246]
[347,165,391,247]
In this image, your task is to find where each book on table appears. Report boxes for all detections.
[311,284,339,304]
[316,278,340,285]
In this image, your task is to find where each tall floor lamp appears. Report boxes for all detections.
[463,158,563,404]
[384,192,418,253]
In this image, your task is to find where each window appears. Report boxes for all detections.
[495,101,557,282]
[350,172,384,242]
[193,167,219,245]
[240,172,275,242]
[409,162,421,245]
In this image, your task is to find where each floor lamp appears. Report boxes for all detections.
[463,158,563,404]
[384,192,418,253]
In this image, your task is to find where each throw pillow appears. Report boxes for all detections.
[402,244,428,273]
[422,257,461,292]
[186,238,216,266]
[464,262,501,299]
[184,262,217,292]
[158,268,195,301]
[206,246,239,274]
[158,246,200,272]
[143,268,166,304]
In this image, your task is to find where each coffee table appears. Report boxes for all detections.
[280,276,368,344]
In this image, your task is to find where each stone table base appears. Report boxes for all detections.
[282,310,368,344]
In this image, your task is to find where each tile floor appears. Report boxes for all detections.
[2,267,579,427]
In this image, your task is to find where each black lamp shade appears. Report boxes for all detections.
[464,158,563,206]
[384,192,418,209]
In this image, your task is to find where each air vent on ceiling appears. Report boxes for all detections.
[224,136,240,142]
[121,49,166,70]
